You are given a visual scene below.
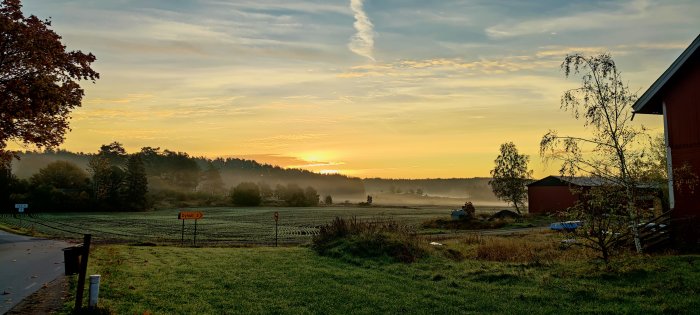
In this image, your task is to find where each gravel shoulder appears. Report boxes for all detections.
[5,276,69,315]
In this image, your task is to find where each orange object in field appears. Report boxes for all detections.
[178,211,203,220]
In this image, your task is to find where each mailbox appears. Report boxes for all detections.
[62,245,83,275]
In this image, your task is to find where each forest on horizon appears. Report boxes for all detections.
[8,145,501,206]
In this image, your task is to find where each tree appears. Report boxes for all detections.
[283,184,306,206]
[273,184,287,200]
[200,162,225,195]
[0,0,99,165]
[567,185,631,264]
[28,160,90,211]
[304,186,319,206]
[29,160,89,189]
[540,53,649,254]
[88,155,124,210]
[98,142,127,165]
[489,142,532,214]
[324,195,333,205]
[0,164,11,210]
[258,182,273,200]
[161,150,199,191]
[231,182,261,206]
[123,154,148,210]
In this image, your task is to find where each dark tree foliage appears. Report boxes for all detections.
[274,184,286,200]
[258,181,273,199]
[88,155,124,210]
[30,160,88,188]
[123,154,148,211]
[282,184,306,206]
[324,195,333,205]
[28,160,90,211]
[231,182,261,206]
[138,147,200,191]
[98,142,127,166]
[0,164,13,210]
[199,156,365,198]
[280,184,319,206]
[304,186,319,206]
[0,0,99,165]
[200,162,225,195]
[489,142,532,214]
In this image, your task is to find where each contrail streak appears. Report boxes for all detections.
[348,0,375,61]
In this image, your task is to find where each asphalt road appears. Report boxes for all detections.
[0,230,70,314]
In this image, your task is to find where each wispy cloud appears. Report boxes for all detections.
[485,0,652,38]
[348,0,375,61]
[337,55,560,78]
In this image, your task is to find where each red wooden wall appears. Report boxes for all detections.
[527,186,579,214]
[663,52,700,242]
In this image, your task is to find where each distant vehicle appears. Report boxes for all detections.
[550,220,583,231]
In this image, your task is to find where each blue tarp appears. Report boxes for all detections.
[550,220,583,231]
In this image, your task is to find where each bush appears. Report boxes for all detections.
[231,182,262,206]
[421,217,507,230]
[26,161,92,211]
[312,217,425,263]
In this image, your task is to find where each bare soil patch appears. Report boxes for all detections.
[7,276,68,314]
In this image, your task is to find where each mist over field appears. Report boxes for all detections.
[11,150,502,207]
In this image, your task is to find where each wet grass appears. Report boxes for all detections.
[0,205,511,244]
[69,239,700,314]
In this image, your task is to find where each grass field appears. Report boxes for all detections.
[0,206,524,245]
[0,205,519,245]
[71,243,700,314]
[3,206,696,314]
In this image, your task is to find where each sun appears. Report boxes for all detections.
[299,151,332,163]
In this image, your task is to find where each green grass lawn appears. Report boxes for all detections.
[75,244,700,314]
[0,205,520,245]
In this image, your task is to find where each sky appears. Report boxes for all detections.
[10,0,700,178]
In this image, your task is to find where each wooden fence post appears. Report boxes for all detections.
[75,234,92,311]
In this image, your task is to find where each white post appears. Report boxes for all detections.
[89,274,101,308]
[662,102,675,210]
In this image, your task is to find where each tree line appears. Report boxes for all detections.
[0,142,328,212]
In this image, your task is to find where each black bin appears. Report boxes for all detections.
[62,245,83,275]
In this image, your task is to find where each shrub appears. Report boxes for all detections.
[231,182,262,206]
[421,217,507,230]
[312,217,425,263]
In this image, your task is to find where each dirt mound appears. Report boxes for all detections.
[489,210,520,221]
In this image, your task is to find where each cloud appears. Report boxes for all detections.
[485,0,652,38]
[337,55,560,78]
[348,0,375,61]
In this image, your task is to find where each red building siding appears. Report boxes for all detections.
[664,54,700,240]
[632,34,700,244]
[665,56,700,148]
[527,186,579,214]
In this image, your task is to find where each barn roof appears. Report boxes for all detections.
[633,34,700,115]
[526,176,610,187]
[527,175,658,189]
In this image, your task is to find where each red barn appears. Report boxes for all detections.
[633,34,700,244]
[527,176,602,214]
[527,176,658,215]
